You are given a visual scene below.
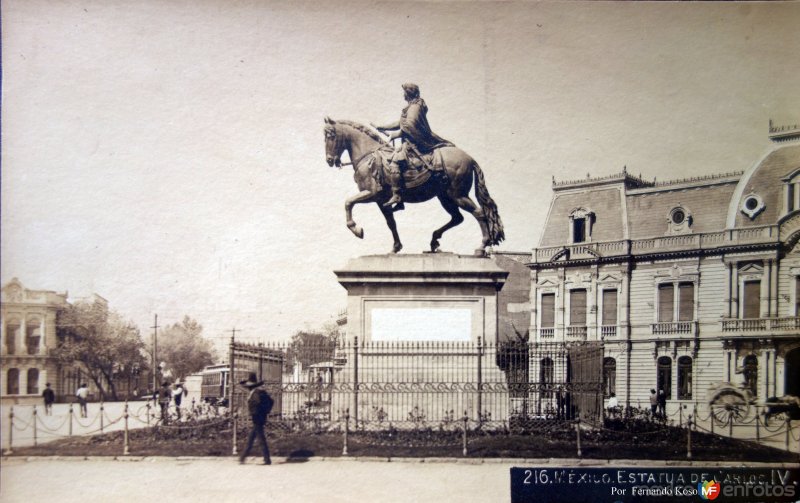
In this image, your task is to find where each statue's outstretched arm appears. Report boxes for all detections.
[371,120,400,132]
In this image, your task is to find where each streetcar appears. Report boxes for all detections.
[199,350,284,415]
[200,364,230,406]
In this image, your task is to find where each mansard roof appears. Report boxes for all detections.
[728,142,800,228]
[540,131,800,250]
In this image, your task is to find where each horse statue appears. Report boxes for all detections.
[323,117,504,256]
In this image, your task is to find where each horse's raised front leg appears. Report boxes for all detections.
[431,196,464,252]
[379,204,403,253]
[345,190,378,239]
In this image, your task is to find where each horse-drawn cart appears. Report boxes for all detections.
[707,382,800,426]
[707,382,755,425]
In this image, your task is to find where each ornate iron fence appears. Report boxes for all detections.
[230,339,604,431]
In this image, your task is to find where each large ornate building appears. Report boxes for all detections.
[528,124,800,415]
[1,278,69,405]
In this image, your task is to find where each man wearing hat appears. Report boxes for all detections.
[239,372,273,465]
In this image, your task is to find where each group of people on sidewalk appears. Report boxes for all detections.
[156,381,184,422]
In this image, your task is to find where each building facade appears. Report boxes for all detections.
[528,125,800,416]
[1,278,68,405]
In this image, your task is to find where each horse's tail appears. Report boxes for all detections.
[473,162,505,246]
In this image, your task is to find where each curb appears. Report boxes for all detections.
[3,455,798,468]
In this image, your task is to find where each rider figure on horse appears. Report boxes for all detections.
[372,83,452,209]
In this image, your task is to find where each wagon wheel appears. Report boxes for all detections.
[710,389,750,425]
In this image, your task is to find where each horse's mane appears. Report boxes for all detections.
[337,120,388,145]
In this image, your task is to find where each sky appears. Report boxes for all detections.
[2,0,799,352]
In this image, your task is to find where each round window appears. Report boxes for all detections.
[671,209,685,225]
[745,197,759,210]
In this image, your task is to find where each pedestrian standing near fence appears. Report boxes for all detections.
[172,383,184,420]
[158,381,171,424]
[76,383,89,418]
[657,389,667,418]
[649,389,658,417]
[239,372,273,465]
[606,392,619,418]
[42,382,55,416]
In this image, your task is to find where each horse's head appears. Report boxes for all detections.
[324,116,344,168]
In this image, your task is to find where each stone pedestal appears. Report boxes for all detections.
[333,253,509,425]
[334,253,508,344]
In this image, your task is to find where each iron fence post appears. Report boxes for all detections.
[786,417,791,451]
[69,404,73,436]
[7,407,13,454]
[232,412,238,456]
[686,415,692,459]
[477,338,483,424]
[755,407,760,442]
[146,403,151,426]
[123,401,130,455]
[575,418,582,457]
[463,411,468,457]
[353,336,359,428]
[33,405,38,447]
[342,408,349,456]
[100,402,104,434]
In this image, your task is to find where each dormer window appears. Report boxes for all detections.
[782,169,800,214]
[569,208,594,244]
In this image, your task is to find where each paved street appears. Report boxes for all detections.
[3,456,798,503]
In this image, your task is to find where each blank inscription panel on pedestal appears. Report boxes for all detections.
[370,308,472,341]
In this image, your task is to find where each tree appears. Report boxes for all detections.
[157,316,217,382]
[285,329,336,373]
[55,300,148,401]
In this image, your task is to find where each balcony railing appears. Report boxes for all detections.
[601,325,617,337]
[566,326,587,340]
[721,317,800,332]
[539,327,555,339]
[651,321,695,335]
[532,224,781,263]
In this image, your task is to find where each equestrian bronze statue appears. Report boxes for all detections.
[323,85,504,256]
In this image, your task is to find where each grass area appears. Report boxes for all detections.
[8,420,797,462]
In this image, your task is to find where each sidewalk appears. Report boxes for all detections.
[2,456,797,503]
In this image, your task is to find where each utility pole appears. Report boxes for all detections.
[151,314,159,392]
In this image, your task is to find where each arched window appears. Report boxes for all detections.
[7,368,20,395]
[5,320,20,355]
[743,355,758,397]
[26,318,41,355]
[677,356,692,400]
[657,356,672,399]
[603,357,616,397]
[27,368,40,395]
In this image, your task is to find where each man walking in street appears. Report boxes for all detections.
[239,373,273,465]
[42,382,55,416]
[76,383,89,418]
